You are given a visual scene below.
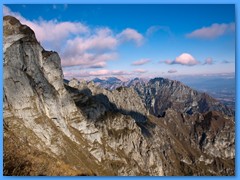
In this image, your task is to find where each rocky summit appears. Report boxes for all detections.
[90,77,234,117]
[3,16,235,176]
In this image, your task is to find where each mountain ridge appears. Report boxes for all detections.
[88,76,234,117]
[3,16,235,176]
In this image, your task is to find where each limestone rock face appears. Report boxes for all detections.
[66,77,235,175]
[136,78,234,117]
[4,15,85,157]
[90,77,234,117]
[4,16,235,176]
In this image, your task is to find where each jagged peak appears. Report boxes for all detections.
[91,77,104,83]
[4,15,21,26]
[106,77,122,82]
[149,77,168,84]
[68,78,81,88]
[3,16,38,53]
[3,15,36,38]
[69,77,79,82]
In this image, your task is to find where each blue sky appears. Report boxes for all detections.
[3,4,235,80]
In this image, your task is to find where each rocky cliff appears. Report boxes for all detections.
[90,77,234,117]
[3,16,235,176]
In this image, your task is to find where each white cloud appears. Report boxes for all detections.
[61,52,118,68]
[133,69,147,73]
[3,5,89,51]
[131,58,151,66]
[62,27,146,67]
[146,26,160,36]
[4,5,146,71]
[3,5,14,16]
[186,22,235,39]
[63,28,117,55]
[117,28,144,46]
[61,27,118,67]
[164,53,199,66]
[31,20,88,44]
[175,53,199,65]
[86,62,107,69]
[146,25,172,37]
[90,70,132,76]
[63,69,132,79]
[64,68,150,79]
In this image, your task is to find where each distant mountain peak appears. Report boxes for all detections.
[91,76,233,117]
[92,77,104,83]
[106,77,121,82]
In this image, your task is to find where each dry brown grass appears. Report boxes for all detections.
[3,130,92,176]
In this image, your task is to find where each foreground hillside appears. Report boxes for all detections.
[3,16,235,176]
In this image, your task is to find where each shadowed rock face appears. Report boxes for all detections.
[3,16,235,176]
[90,77,234,117]
[135,77,234,117]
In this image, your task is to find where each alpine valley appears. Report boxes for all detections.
[3,16,235,176]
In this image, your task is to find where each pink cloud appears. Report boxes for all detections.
[146,25,172,37]
[3,5,89,51]
[186,23,235,39]
[61,52,118,67]
[90,70,132,76]
[4,5,146,76]
[88,69,110,76]
[117,28,144,46]
[164,53,199,66]
[63,31,117,56]
[131,58,151,66]
[62,27,145,68]
[175,53,199,65]
[133,69,147,73]
[30,20,88,43]
[63,69,132,79]
[58,27,119,68]
[87,62,107,69]
[3,5,118,69]
[146,26,160,36]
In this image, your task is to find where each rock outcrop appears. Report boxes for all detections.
[90,77,234,117]
[3,16,235,176]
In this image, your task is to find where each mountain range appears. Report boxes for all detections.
[90,77,234,117]
[3,16,235,176]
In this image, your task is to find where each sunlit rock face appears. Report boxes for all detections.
[3,16,235,176]
[90,77,234,117]
[134,77,234,117]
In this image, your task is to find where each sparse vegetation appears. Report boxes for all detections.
[4,131,91,176]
